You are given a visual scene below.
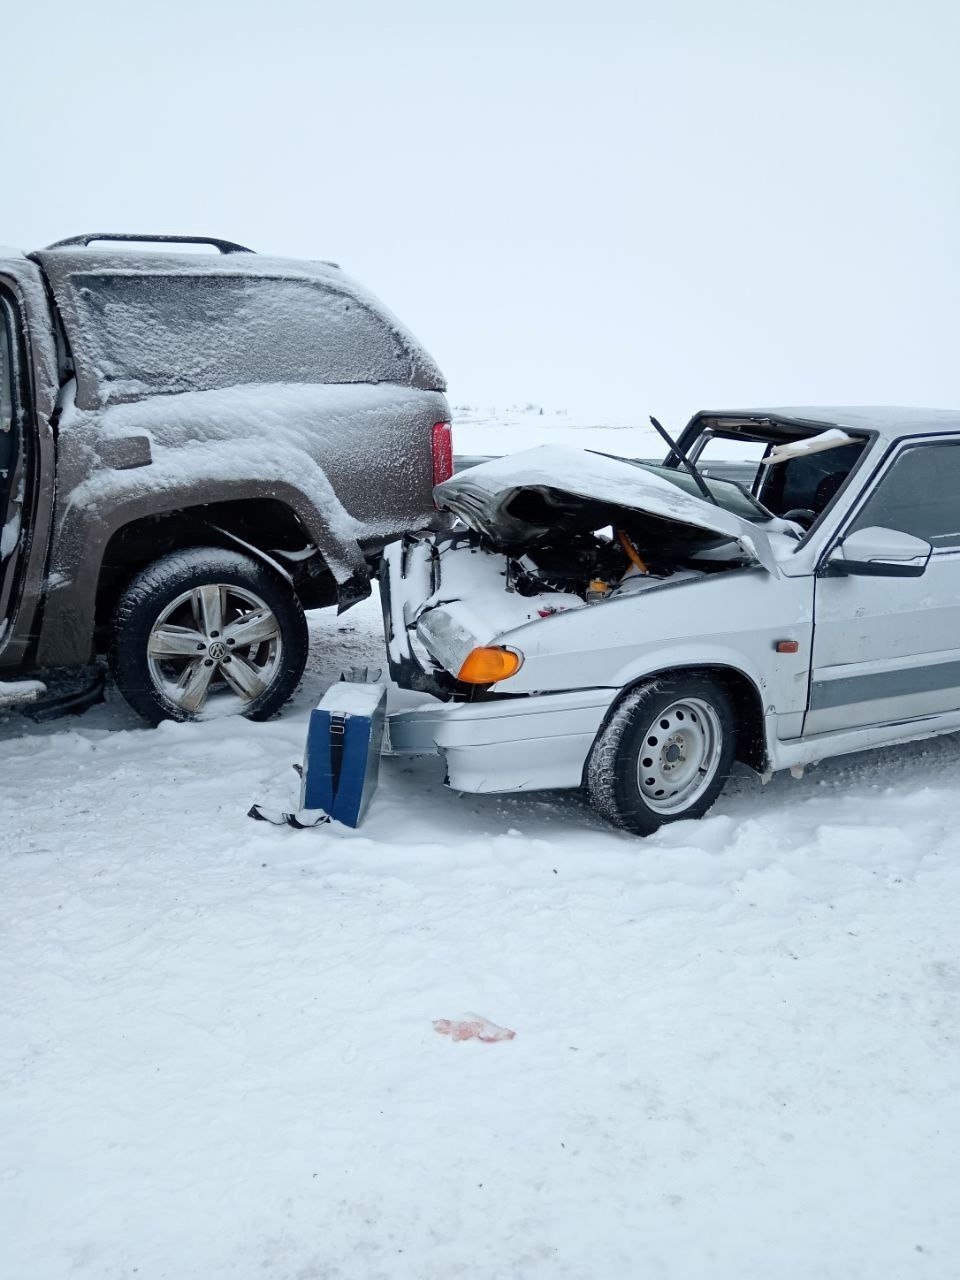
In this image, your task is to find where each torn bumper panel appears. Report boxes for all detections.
[380,535,452,697]
[380,531,584,694]
[380,531,617,793]
[387,688,619,793]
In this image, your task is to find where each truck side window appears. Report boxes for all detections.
[850,443,960,548]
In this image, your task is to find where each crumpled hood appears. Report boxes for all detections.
[434,445,781,574]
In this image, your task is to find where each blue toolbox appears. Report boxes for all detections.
[300,681,388,827]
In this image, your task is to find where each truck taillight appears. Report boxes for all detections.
[432,421,453,489]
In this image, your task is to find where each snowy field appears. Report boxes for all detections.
[452,403,669,460]
[3,413,960,1279]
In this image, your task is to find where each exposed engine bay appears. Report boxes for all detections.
[506,523,736,603]
[509,528,649,599]
[454,467,777,607]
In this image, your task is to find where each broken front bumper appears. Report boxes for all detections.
[387,688,619,793]
[380,536,618,793]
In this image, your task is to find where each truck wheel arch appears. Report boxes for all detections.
[39,492,365,667]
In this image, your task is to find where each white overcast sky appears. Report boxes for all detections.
[7,0,960,422]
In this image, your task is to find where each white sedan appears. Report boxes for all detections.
[381,407,957,834]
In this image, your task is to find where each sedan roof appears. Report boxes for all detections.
[690,406,960,442]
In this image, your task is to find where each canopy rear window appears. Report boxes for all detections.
[67,272,412,401]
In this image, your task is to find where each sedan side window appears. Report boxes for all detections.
[850,443,960,548]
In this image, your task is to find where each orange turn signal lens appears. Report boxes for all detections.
[457,646,523,684]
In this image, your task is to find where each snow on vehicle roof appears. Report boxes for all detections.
[34,246,348,279]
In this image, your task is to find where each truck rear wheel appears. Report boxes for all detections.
[110,547,308,725]
[586,675,736,835]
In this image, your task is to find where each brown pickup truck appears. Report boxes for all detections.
[0,233,450,722]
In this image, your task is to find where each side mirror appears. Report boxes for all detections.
[825,525,932,578]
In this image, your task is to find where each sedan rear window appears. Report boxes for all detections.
[68,273,412,399]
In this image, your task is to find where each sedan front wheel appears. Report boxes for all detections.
[587,675,736,835]
[110,547,308,725]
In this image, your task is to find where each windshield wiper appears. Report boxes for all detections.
[649,416,718,507]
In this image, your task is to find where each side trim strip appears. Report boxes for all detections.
[810,658,960,710]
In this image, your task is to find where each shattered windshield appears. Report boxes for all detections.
[630,461,773,522]
[662,420,871,530]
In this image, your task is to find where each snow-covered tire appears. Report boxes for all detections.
[110,547,308,725]
[586,674,736,835]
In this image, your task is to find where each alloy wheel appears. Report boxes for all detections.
[146,583,283,716]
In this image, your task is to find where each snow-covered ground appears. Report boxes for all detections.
[452,403,668,460]
[2,413,959,1279]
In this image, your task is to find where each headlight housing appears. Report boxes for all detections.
[457,646,523,684]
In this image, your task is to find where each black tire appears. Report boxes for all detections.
[586,674,736,836]
[110,547,308,725]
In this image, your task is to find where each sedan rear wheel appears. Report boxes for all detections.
[111,548,308,725]
[587,675,736,835]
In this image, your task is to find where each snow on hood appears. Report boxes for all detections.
[434,445,781,574]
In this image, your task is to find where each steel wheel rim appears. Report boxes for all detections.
[636,697,723,815]
[146,583,283,717]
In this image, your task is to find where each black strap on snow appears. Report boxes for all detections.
[247,804,331,830]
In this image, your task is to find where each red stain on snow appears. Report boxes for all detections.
[434,1015,516,1043]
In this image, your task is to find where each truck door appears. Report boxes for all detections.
[806,438,960,734]
[0,290,26,635]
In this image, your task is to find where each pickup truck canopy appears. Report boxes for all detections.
[31,248,446,409]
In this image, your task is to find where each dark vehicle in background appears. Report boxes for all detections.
[0,233,451,722]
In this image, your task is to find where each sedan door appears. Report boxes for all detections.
[805,438,960,734]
